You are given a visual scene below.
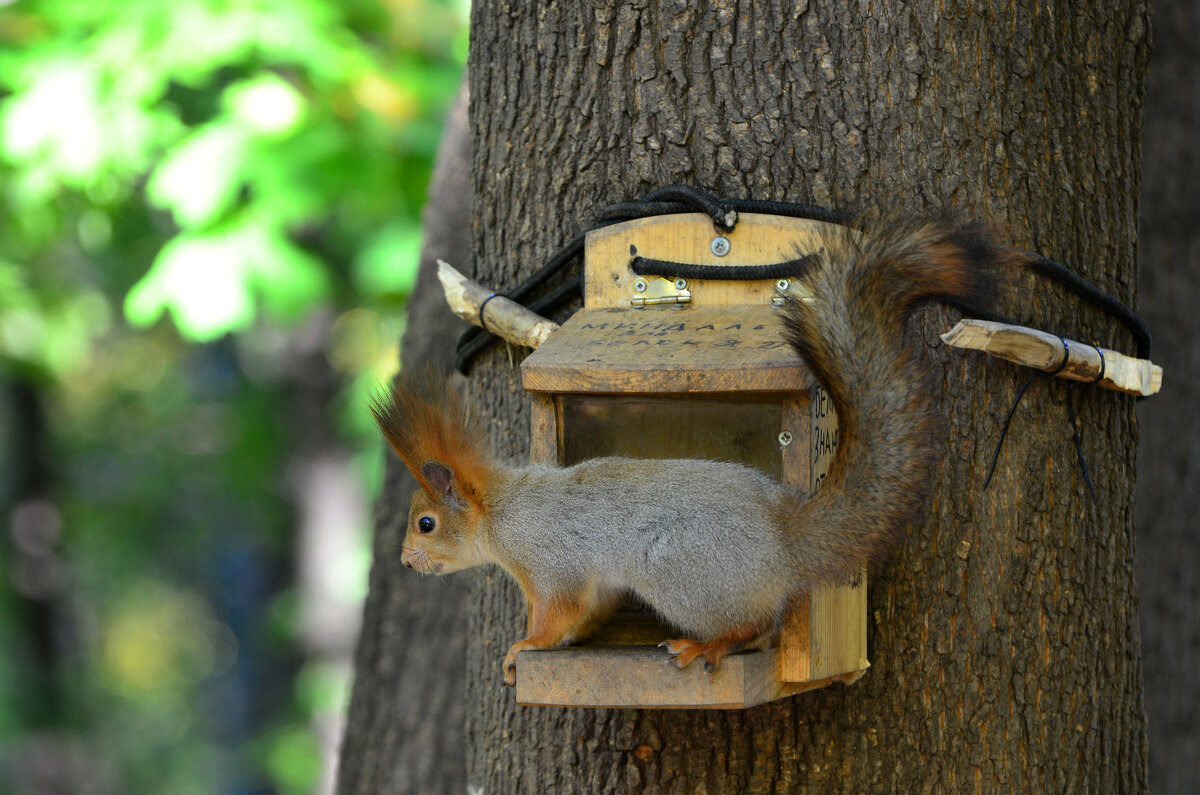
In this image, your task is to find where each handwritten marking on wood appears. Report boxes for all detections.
[521,306,814,393]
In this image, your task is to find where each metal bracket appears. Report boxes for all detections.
[631,276,692,307]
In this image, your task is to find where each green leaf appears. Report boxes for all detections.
[147,122,250,228]
[225,75,307,137]
[125,229,256,339]
[0,56,107,182]
[125,217,330,340]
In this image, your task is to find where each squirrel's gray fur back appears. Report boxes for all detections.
[488,457,796,637]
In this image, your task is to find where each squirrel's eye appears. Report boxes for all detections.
[418,516,436,534]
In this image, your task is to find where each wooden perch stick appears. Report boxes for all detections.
[437,259,560,348]
[942,319,1162,397]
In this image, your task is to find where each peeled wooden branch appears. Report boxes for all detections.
[436,259,560,348]
[942,319,1162,397]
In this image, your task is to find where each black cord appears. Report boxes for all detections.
[982,372,1040,489]
[1027,254,1151,360]
[452,186,1152,383]
[477,292,501,333]
[983,335,1071,489]
[630,254,816,281]
[1088,345,1107,385]
[453,187,848,372]
[643,185,738,230]
[1066,384,1098,501]
[1049,337,1070,375]
[454,275,583,373]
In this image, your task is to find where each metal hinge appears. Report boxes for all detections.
[630,276,692,307]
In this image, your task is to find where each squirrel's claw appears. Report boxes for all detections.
[662,629,759,672]
[661,638,705,669]
[502,653,519,687]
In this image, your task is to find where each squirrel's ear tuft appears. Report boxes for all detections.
[370,367,493,515]
[421,460,466,511]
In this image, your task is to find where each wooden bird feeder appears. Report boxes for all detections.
[515,212,869,709]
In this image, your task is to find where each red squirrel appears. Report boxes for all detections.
[372,215,1004,686]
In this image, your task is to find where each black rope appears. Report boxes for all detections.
[982,372,1040,489]
[1066,384,1098,501]
[630,254,816,281]
[983,335,1071,489]
[982,332,1108,500]
[1026,254,1151,360]
[477,292,501,334]
[642,185,738,230]
[1088,345,1107,385]
[1049,337,1071,375]
[452,186,1153,384]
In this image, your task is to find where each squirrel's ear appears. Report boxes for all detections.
[421,461,467,511]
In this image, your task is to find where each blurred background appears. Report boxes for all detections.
[0,0,466,792]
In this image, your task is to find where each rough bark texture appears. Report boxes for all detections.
[463,2,1149,792]
[1136,0,1200,791]
[336,78,470,795]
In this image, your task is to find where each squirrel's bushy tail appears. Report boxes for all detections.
[778,214,1006,585]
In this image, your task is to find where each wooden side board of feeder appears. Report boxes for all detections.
[779,384,869,683]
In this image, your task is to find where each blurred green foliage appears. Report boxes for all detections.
[0,0,465,792]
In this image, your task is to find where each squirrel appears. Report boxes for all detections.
[372,214,1004,687]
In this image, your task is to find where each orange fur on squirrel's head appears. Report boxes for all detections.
[370,370,494,508]
[370,371,496,573]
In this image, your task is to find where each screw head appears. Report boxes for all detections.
[778,430,793,446]
[711,236,731,257]
[634,278,648,293]
[674,277,688,290]
[776,278,790,291]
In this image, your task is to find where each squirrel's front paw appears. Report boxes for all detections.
[502,660,517,687]
[502,645,524,687]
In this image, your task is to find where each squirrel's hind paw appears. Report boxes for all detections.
[661,628,760,672]
[660,638,707,670]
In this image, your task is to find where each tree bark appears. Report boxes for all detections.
[1136,0,1200,791]
[462,2,1149,792]
[336,78,471,795]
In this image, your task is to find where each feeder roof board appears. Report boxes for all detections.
[521,305,817,394]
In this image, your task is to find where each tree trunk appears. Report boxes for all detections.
[1136,0,1200,791]
[462,2,1149,792]
[336,79,471,795]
